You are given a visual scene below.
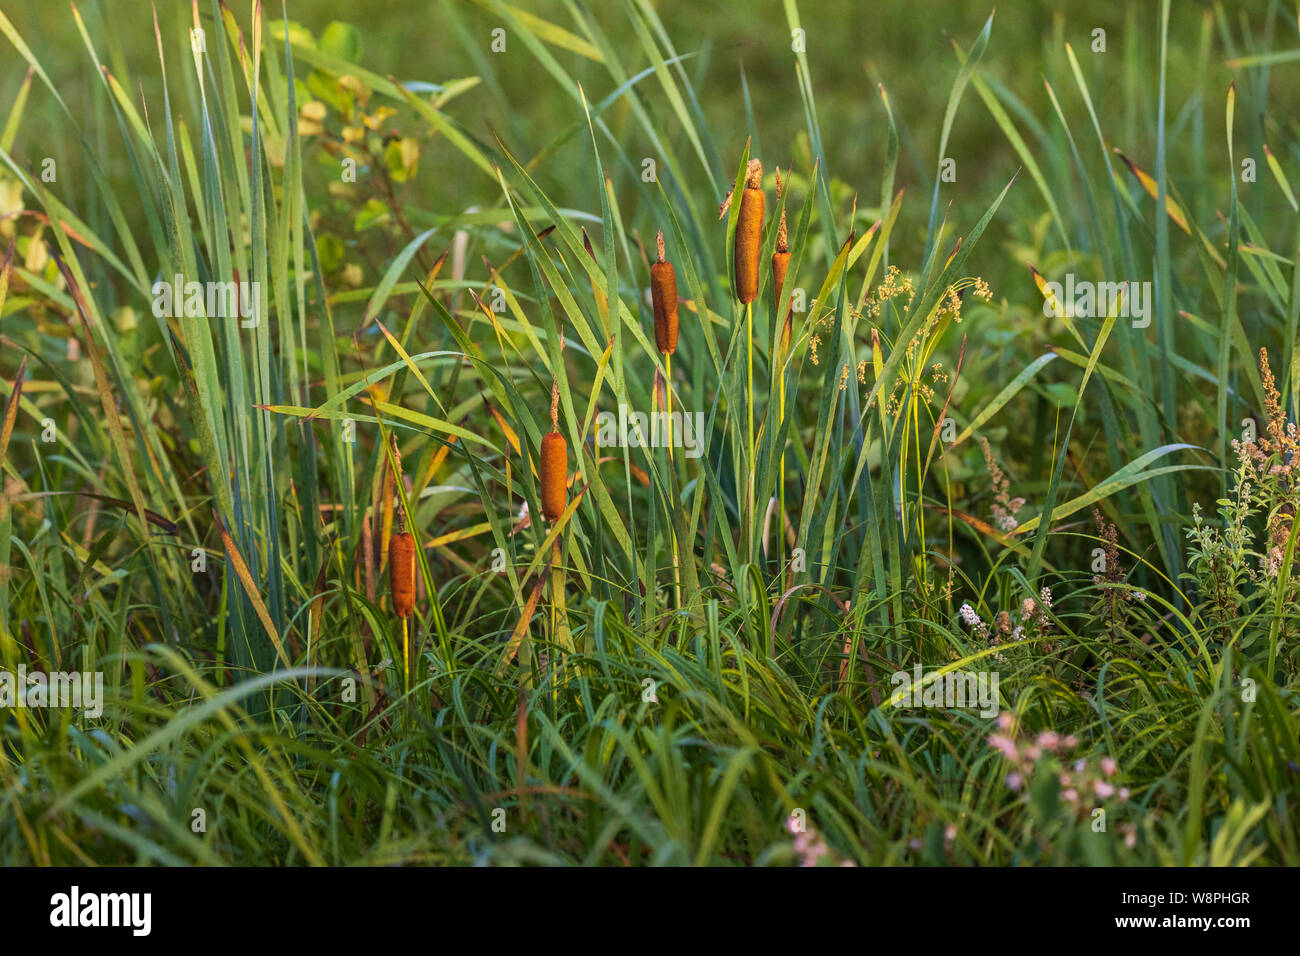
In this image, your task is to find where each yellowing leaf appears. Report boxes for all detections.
[1114,148,1191,235]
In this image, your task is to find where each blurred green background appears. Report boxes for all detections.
[2,0,1294,346]
[3,0,1273,214]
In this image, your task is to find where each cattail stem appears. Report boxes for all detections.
[664,353,674,463]
[550,541,558,653]
[746,300,756,557]
[550,537,572,652]
[402,615,410,696]
[777,286,787,587]
[665,352,681,608]
[773,166,791,588]
[779,356,786,586]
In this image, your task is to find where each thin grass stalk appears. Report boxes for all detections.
[773,167,791,588]
[747,299,755,557]
[734,158,764,559]
[662,358,682,608]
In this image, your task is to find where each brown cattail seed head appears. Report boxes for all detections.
[775,169,789,254]
[651,230,678,355]
[772,240,790,313]
[389,531,416,618]
[774,250,791,343]
[540,380,567,521]
[772,245,790,294]
[735,159,764,305]
[540,430,567,521]
[773,166,791,346]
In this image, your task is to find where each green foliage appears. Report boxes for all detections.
[0,0,1299,866]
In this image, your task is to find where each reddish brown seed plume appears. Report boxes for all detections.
[650,229,679,355]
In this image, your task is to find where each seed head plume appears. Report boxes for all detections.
[772,164,792,347]
[775,166,789,254]
[390,433,406,531]
[390,431,403,478]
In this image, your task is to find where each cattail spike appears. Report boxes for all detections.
[735,156,765,304]
[388,440,417,619]
[389,531,416,618]
[540,388,567,524]
[651,232,679,355]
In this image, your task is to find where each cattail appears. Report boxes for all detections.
[772,166,791,349]
[389,517,416,619]
[386,434,416,618]
[734,158,764,304]
[540,380,567,521]
[650,229,678,355]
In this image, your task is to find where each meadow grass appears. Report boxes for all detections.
[0,0,1298,865]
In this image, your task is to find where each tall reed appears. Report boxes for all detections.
[388,438,416,695]
[651,229,681,603]
[735,158,764,554]
[772,167,791,576]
